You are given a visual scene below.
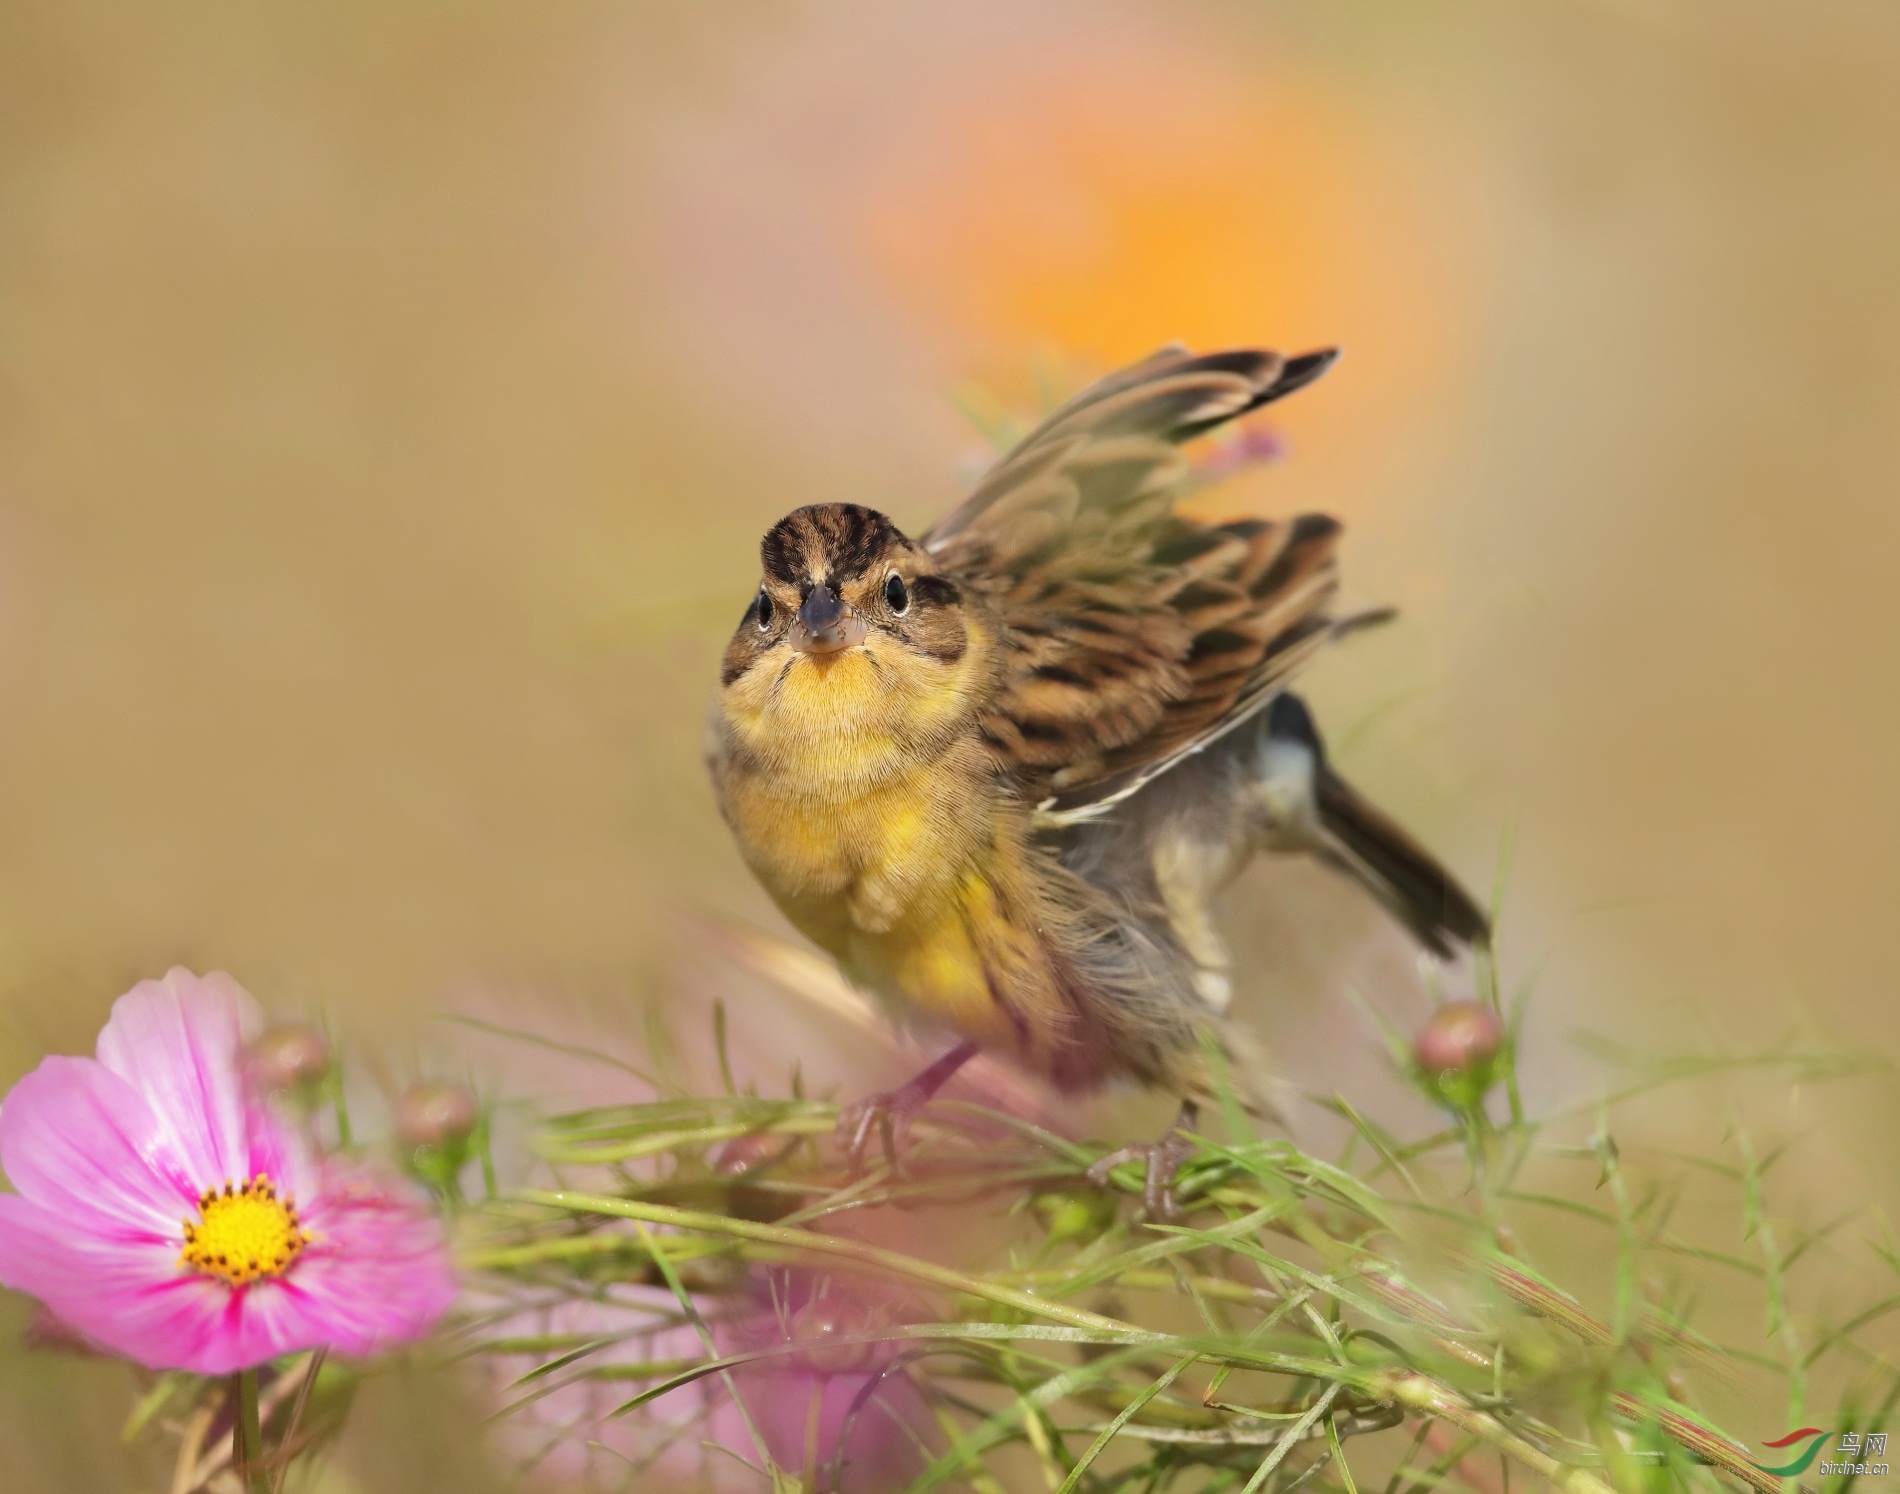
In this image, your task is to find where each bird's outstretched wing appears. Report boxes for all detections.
[923,345,1354,823]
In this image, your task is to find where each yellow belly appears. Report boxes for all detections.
[720,759,1047,1047]
[838,871,1038,1046]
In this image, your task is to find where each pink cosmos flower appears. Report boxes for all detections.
[0,968,457,1373]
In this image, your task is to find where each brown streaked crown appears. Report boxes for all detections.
[760,503,912,588]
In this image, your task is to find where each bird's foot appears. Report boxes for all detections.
[1086,1102,1201,1221]
[835,1042,979,1176]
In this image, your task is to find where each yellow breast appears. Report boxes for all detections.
[712,625,996,921]
[721,748,1039,1041]
[712,621,1072,1050]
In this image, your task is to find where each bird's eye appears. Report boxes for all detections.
[883,573,909,615]
[754,590,774,631]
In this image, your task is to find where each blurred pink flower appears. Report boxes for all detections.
[0,967,456,1374]
[1188,422,1287,486]
[474,1268,929,1493]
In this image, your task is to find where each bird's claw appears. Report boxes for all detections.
[835,1084,929,1176]
[1086,1103,1200,1221]
[833,1042,980,1178]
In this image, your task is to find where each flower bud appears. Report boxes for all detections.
[787,1296,885,1376]
[1412,1001,1503,1075]
[395,1080,479,1151]
[713,1133,779,1175]
[244,1023,332,1094]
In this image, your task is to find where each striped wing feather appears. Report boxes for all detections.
[924,346,1348,818]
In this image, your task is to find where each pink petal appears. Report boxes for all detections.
[0,971,452,1374]
[237,1102,318,1207]
[173,1161,457,1371]
[275,1160,458,1358]
[0,1056,193,1235]
[93,968,314,1197]
[0,1160,456,1374]
[0,1195,239,1372]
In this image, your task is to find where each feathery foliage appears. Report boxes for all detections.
[461,970,1896,1494]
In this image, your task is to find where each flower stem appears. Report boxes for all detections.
[510,1187,1129,1333]
[233,1368,271,1494]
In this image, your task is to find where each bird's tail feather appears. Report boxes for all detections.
[1313,770,1491,958]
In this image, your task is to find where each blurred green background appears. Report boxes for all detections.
[1,1,1897,1487]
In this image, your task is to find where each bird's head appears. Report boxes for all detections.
[717,504,987,775]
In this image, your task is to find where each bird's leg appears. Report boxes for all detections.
[835,1041,980,1174]
[1086,1101,1201,1221]
[1152,834,1234,1014]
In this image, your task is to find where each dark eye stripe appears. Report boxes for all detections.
[909,575,959,607]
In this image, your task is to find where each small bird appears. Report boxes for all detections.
[706,345,1487,1165]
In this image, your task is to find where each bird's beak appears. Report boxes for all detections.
[790,582,867,656]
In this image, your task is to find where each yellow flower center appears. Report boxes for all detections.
[179,1174,311,1287]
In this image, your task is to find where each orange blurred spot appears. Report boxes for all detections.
[851,43,1471,508]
